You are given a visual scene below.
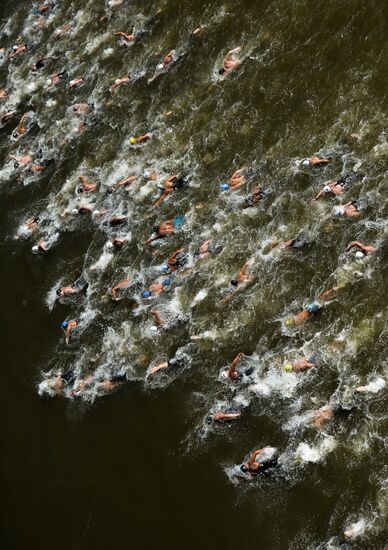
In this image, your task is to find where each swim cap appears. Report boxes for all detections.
[302,160,310,166]
[285,318,293,327]
[306,302,320,314]
[283,362,293,373]
[32,245,39,253]
[157,63,164,70]
[323,185,331,193]
[220,183,229,191]
[106,241,114,249]
[173,215,185,227]
[160,264,169,271]
[129,137,136,144]
[143,290,151,298]
[143,170,150,179]
[162,277,171,286]
[150,325,158,332]
[92,210,100,216]
[61,321,68,329]
[71,208,78,215]
[355,250,364,258]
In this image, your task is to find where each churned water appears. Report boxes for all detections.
[1,0,388,549]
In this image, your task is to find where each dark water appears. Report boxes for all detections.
[1,1,388,549]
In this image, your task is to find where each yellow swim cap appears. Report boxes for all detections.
[283,363,293,373]
[129,137,136,144]
[285,318,293,327]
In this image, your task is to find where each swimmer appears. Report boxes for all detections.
[98,373,127,393]
[26,159,52,173]
[108,215,127,226]
[15,216,39,238]
[9,43,28,59]
[110,75,130,92]
[1,111,16,125]
[61,319,77,344]
[161,50,176,70]
[8,154,33,167]
[309,405,334,430]
[78,176,97,193]
[335,200,361,216]
[72,102,93,115]
[219,46,241,76]
[151,309,165,328]
[222,259,254,303]
[111,278,131,301]
[153,175,183,206]
[210,411,242,422]
[0,90,8,100]
[240,448,278,476]
[273,234,306,250]
[32,239,49,254]
[68,78,85,91]
[167,247,187,272]
[302,155,331,167]
[314,180,345,200]
[48,70,68,86]
[145,219,174,244]
[111,175,137,192]
[13,112,32,138]
[129,132,152,145]
[284,357,317,373]
[52,23,71,41]
[224,352,245,380]
[143,278,171,299]
[114,31,135,47]
[30,56,53,72]
[56,286,78,298]
[285,301,322,328]
[346,241,375,256]
[49,369,76,395]
[69,374,94,396]
[245,186,264,206]
[195,239,222,260]
[228,168,247,190]
[147,356,182,377]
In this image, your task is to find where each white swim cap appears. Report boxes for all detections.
[143,170,150,179]
[302,159,310,166]
[157,63,164,70]
[32,245,39,253]
[106,241,114,249]
[355,250,364,258]
[71,208,78,215]
[323,185,331,193]
[92,210,100,216]
[150,326,158,332]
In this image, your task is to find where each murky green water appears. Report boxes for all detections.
[1,1,388,548]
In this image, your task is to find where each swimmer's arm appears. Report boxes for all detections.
[314,189,324,200]
[151,310,164,326]
[226,46,241,58]
[229,353,243,376]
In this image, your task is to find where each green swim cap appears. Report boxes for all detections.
[129,137,136,144]
[284,363,293,373]
[285,318,293,327]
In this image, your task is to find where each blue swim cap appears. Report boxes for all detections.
[160,264,169,271]
[220,183,229,191]
[61,321,68,329]
[162,277,171,286]
[306,302,320,314]
[173,215,185,227]
[143,290,151,298]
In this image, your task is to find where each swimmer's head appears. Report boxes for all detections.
[157,63,164,70]
[56,289,62,296]
[71,208,79,215]
[143,290,151,298]
[153,225,159,233]
[220,183,229,191]
[76,187,83,194]
[240,464,249,473]
[218,67,226,75]
[283,362,293,373]
[31,245,39,253]
[231,280,238,287]
[143,170,150,179]
[285,318,294,327]
[306,302,320,314]
[162,277,171,287]
[160,264,169,271]
[302,159,310,166]
[355,250,364,258]
[150,325,158,332]
[129,137,136,144]
[92,210,100,217]
[106,241,114,249]
[61,321,68,329]
[323,185,331,193]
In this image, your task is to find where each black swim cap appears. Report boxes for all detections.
[240,464,249,473]
[153,226,159,233]
[231,280,238,287]
[219,67,226,75]
[56,289,62,296]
